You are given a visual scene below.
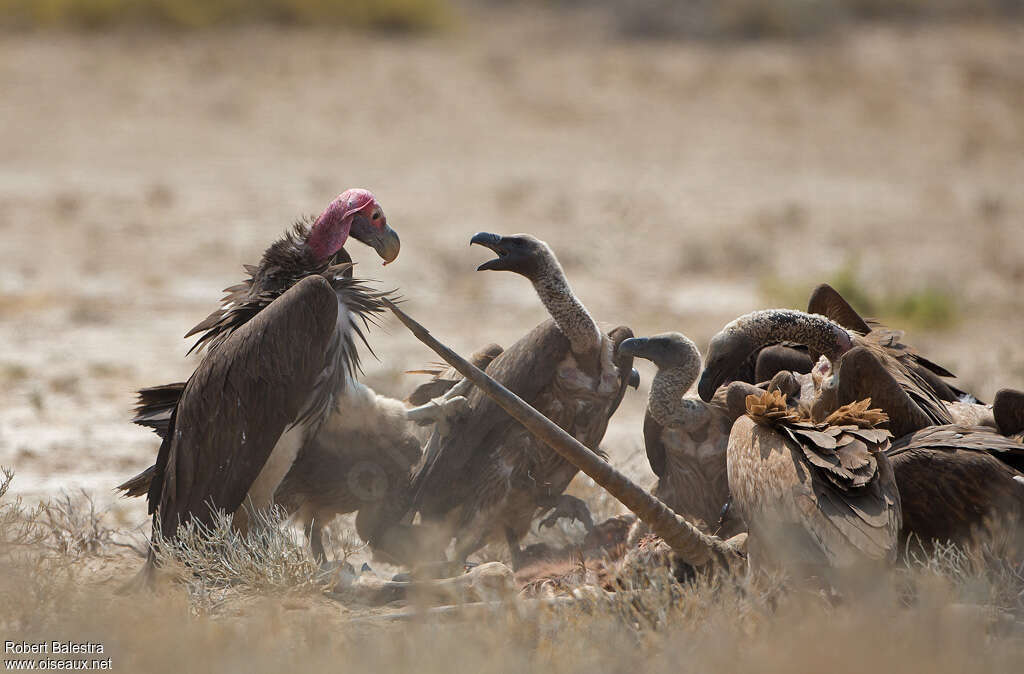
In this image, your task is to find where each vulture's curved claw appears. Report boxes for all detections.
[538,495,595,533]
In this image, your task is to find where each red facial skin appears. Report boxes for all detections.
[307,188,387,262]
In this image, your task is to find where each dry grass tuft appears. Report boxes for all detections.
[2,479,1024,672]
[151,507,332,611]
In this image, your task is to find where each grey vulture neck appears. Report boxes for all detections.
[529,253,601,363]
[724,309,855,361]
[648,341,704,428]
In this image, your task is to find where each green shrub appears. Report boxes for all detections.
[0,0,452,31]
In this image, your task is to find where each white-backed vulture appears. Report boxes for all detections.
[385,300,743,572]
[406,233,637,566]
[698,309,954,438]
[617,333,750,537]
[725,389,901,573]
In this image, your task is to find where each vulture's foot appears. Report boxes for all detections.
[538,495,595,532]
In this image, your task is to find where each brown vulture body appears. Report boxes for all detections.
[270,344,503,563]
[726,391,901,573]
[887,424,1024,554]
[618,333,745,536]
[122,190,400,573]
[408,233,635,564]
[700,310,955,439]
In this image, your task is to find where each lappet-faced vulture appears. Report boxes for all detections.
[725,388,901,573]
[126,190,399,565]
[617,333,753,537]
[406,233,637,566]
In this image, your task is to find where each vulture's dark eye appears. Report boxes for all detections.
[372,211,382,221]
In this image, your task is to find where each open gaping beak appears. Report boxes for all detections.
[470,232,507,271]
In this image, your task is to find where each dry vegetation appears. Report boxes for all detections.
[2,468,1024,672]
[1,3,1024,671]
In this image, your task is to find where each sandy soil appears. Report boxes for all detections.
[1,16,1023,542]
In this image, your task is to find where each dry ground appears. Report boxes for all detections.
[1,11,1023,670]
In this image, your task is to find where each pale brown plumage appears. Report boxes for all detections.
[617,333,745,536]
[386,300,743,571]
[726,390,901,572]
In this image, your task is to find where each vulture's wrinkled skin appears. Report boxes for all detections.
[407,233,636,565]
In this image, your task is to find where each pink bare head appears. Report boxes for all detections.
[307,189,400,265]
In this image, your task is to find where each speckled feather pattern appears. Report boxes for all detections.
[530,253,602,362]
[723,309,854,361]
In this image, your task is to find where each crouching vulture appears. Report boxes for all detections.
[885,389,1024,556]
[724,387,901,574]
[124,190,400,582]
[887,424,1024,555]
[617,333,751,537]
[406,233,637,566]
[698,308,954,438]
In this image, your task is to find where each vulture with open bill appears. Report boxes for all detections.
[406,233,637,566]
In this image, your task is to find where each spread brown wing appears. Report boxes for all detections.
[809,283,967,402]
[807,283,872,335]
[889,424,1024,474]
[888,425,1024,548]
[150,275,339,540]
[409,320,570,517]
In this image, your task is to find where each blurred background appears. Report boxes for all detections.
[1,0,1022,528]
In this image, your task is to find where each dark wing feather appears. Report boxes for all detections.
[184,239,351,356]
[642,411,667,479]
[405,343,504,406]
[132,382,186,439]
[150,275,339,539]
[889,424,1024,473]
[409,320,570,516]
[116,465,156,498]
[809,283,966,401]
[888,425,1024,549]
[807,283,872,335]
